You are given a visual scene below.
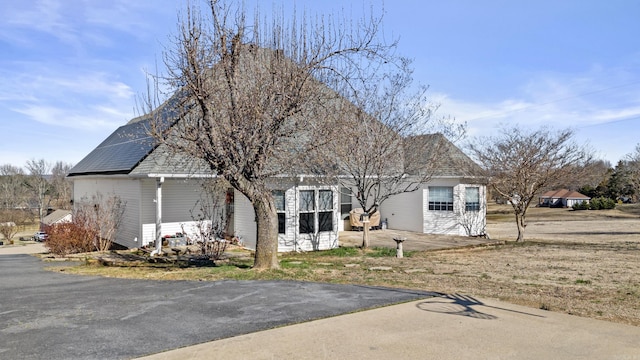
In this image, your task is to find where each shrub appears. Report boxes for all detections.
[573,197,616,211]
[589,197,616,210]
[46,219,97,256]
[572,201,590,210]
[0,222,18,244]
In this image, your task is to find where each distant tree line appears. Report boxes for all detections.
[0,159,73,227]
[576,144,640,203]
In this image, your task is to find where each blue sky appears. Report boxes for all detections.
[1,0,639,170]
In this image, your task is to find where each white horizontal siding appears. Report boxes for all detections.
[236,181,339,252]
[378,188,424,233]
[233,189,257,250]
[422,180,487,236]
[142,220,210,247]
[72,177,141,248]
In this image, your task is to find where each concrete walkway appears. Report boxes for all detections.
[139,295,640,360]
[338,229,497,251]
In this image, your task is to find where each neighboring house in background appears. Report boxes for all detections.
[40,209,72,231]
[538,189,591,208]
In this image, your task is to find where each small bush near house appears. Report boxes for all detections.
[46,221,97,256]
[572,201,590,210]
[589,197,616,210]
[572,197,616,211]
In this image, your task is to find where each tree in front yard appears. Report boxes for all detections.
[320,57,465,247]
[468,126,592,242]
[145,1,409,269]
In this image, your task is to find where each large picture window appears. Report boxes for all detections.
[465,187,480,211]
[429,186,453,211]
[299,189,334,234]
[273,190,286,234]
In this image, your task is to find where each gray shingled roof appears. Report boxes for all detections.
[129,143,212,176]
[404,134,484,178]
[69,46,481,180]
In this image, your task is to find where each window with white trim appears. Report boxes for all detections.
[428,186,453,211]
[273,190,286,234]
[299,189,334,234]
[318,190,333,232]
[465,187,480,211]
[340,187,352,220]
[299,190,315,234]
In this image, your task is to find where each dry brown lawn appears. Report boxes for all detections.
[55,203,640,326]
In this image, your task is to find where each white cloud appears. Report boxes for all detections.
[0,0,169,49]
[435,67,640,140]
[2,70,135,130]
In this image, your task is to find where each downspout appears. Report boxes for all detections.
[294,175,304,252]
[151,176,164,256]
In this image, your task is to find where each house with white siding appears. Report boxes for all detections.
[67,48,485,252]
[68,117,486,252]
[538,189,590,208]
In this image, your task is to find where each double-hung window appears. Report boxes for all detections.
[465,187,480,211]
[273,190,286,234]
[318,190,333,232]
[299,190,315,234]
[340,187,352,220]
[299,189,334,234]
[429,186,453,211]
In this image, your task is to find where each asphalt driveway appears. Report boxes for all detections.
[0,254,431,360]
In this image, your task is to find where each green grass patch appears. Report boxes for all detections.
[280,260,311,269]
[575,279,592,285]
[315,246,360,257]
[366,246,414,258]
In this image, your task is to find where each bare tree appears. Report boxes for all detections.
[0,217,18,244]
[468,126,592,242]
[25,159,52,222]
[320,56,465,247]
[146,1,402,269]
[75,192,126,252]
[459,204,487,238]
[0,164,27,210]
[50,161,74,210]
[187,179,232,260]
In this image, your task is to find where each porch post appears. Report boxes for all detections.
[155,177,164,254]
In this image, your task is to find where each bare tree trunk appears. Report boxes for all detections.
[515,212,526,242]
[362,221,370,248]
[252,194,279,270]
